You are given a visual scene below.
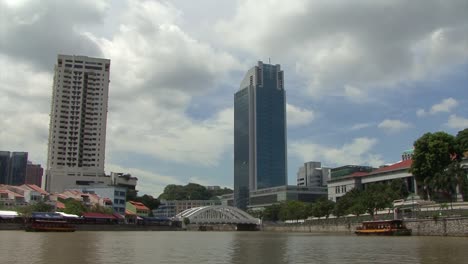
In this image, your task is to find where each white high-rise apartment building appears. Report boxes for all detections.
[45,55,111,193]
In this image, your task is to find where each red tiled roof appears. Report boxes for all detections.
[82,212,116,219]
[369,159,412,175]
[350,171,370,178]
[125,209,136,215]
[113,212,125,219]
[56,201,66,209]
[129,201,149,211]
[25,184,49,195]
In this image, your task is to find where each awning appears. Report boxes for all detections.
[82,212,116,219]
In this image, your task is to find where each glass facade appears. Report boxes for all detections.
[10,152,28,185]
[0,152,10,184]
[234,87,251,209]
[0,151,28,185]
[234,62,287,210]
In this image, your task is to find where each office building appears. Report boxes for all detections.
[45,54,111,193]
[0,151,28,186]
[25,162,44,187]
[220,185,327,210]
[297,161,330,187]
[234,61,287,209]
[0,151,11,184]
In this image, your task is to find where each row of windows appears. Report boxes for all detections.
[335,185,347,194]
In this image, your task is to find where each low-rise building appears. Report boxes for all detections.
[111,172,138,198]
[222,185,327,210]
[327,159,417,202]
[153,199,221,218]
[0,184,49,208]
[77,185,127,214]
[126,201,149,217]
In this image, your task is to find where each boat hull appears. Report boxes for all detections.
[355,229,412,236]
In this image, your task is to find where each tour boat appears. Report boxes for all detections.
[25,212,76,232]
[355,219,411,236]
[25,219,76,232]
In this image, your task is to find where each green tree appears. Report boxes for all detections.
[279,201,306,221]
[158,183,212,200]
[89,204,113,214]
[456,128,468,154]
[16,201,54,217]
[360,184,393,218]
[411,132,460,199]
[61,198,87,216]
[333,188,362,217]
[263,203,281,221]
[429,161,467,203]
[310,198,335,219]
[133,194,160,210]
[389,178,410,199]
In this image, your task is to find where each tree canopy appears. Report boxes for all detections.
[411,130,467,200]
[411,132,460,184]
[456,128,468,154]
[158,183,233,200]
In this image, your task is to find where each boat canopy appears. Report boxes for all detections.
[0,210,18,218]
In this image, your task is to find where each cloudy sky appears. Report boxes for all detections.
[1,0,467,196]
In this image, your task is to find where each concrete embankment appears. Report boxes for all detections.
[263,217,468,237]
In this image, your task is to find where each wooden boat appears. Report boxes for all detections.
[25,219,76,232]
[355,219,411,236]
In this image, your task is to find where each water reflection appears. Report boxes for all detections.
[416,237,468,263]
[2,231,468,264]
[229,232,288,264]
[38,232,98,264]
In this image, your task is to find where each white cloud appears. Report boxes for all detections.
[217,1,468,100]
[416,108,426,117]
[446,114,468,130]
[0,55,52,164]
[417,97,459,117]
[286,103,315,127]
[290,137,384,167]
[344,85,369,103]
[429,97,458,114]
[350,123,372,131]
[378,119,412,133]
[85,1,242,167]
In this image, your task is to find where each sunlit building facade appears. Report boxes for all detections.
[45,55,111,193]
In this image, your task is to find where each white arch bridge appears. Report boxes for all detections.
[175,206,260,225]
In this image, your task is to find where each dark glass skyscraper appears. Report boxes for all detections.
[0,151,28,185]
[234,61,287,210]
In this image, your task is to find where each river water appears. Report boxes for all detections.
[1,231,467,264]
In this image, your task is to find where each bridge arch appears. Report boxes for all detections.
[175,205,260,225]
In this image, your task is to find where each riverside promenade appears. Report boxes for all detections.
[262,217,468,237]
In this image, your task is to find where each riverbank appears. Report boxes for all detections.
[262,217,468,236]
[0,223,182,231]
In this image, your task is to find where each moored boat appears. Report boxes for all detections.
[25,212,76,232]
[355,219,411,236]
[25,219,76,232]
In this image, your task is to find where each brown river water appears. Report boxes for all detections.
[1,231,467,264]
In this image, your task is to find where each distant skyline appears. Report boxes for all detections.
[1,0,467,196]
